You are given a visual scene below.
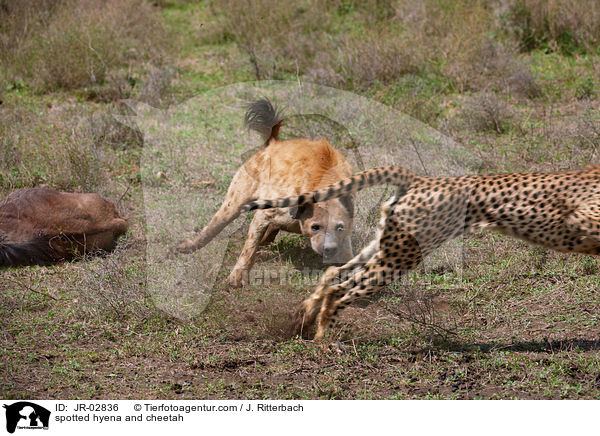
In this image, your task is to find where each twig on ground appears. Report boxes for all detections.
[5,277,60,301]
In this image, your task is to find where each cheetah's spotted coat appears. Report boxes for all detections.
[243,165,600,340]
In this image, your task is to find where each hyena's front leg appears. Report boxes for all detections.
[177,205,240,253]
[177,169,256,253]
[226,211,272,287]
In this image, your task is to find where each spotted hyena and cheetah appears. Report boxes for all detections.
[243,164,600,340]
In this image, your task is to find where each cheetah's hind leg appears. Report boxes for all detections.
[566,199,600,254]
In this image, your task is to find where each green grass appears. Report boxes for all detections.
[2,0,600,400]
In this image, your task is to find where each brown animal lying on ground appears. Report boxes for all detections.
[177,98,355,287]
[0,188,128,267]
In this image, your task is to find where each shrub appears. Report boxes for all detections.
[0,100,142,190]
[463,92,515,134]
[505,0,600,54]
[212,0,539,97]
[464,39,542,97]
[73,238,152,323]
[0,0,169,92]
[337,31,421,89]
[0,0,61,54]
[212,0,332,81]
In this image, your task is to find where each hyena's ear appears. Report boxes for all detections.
[339,195,354,217]
[289,203,314,220]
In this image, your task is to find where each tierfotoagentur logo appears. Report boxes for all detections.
[3,402,50,433]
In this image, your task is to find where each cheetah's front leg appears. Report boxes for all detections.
[314,231,425,341]
[294,236,381,335]
[294,197,397,335]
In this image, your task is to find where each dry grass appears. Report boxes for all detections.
[330,31,422,89]
[211,0,332,81]
[458,39,541,97]
[505,0,600,54]
[462,92,516,134]
[211,0,430,87]
[211,0,550,95]
[73,237,152,323]
[0,100,140,190]
[2,0,600,401]
[0,0,169,92]
[86,112,144,151]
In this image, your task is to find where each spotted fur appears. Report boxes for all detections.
[243,165,600,340]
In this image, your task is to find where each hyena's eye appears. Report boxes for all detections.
[311,224,321,232]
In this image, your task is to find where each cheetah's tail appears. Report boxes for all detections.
[241,166,417,212]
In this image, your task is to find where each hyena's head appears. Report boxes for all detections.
[291,195,354,264]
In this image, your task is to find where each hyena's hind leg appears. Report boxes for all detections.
[177,169,257,253]
[259,224,280,246]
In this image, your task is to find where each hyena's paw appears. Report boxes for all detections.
[175,239,198,254]
[225,269,247,288]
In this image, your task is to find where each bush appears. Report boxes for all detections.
[463,39,542,97]
[0,0,169,92]
[212,0,332,81]
[73,238,152,323]
[505,0,600,54]
[336,31,421,89]
[463,92,515,134]
[0,0,61,54]
[0,99,143,190]
[212,0,539,97]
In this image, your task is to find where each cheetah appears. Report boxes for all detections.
[176,99,355,287]
[242,165,600,340]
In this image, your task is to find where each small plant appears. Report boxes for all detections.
[463,92,515,134]
[74,238,152,322]
[576,77,595,100]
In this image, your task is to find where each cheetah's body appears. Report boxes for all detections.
[243,165,600,340]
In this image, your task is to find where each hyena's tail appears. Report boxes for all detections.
[244,98,284,147]
[242,166,418,212]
